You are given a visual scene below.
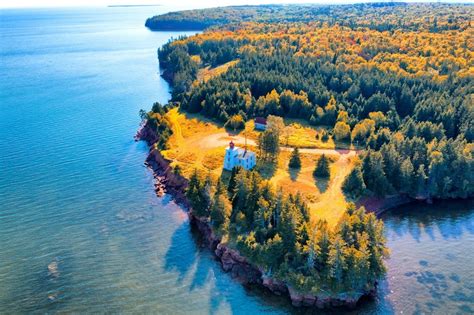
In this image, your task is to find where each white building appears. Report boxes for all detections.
[223,141,256,171]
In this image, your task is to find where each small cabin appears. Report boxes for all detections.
[254,117,268,131]
[223,141,256,171]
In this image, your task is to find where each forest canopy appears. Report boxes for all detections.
[154,2,473,201]
[146,3,473,32]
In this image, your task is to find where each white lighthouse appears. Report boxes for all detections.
[223,141,256,171]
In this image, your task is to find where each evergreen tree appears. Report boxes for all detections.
[263,234,285,271]
[173,164,182,176]
[314,154,330,178]
[315,221,331,274]
[399,158,414,194]
[289,147,302,169]
[305,227,319,270]
[363,212,388,280]
[227,166,241,194]
[255,196,270,229]
[320,130,330,142]
[210,180,231,230]
[414,164,428,197]
[328,236,347,287]
[342,165,366,197]
[362,151,390,196]
[258,129,280,161]
[278,201,298,253]
[186,169,209,217]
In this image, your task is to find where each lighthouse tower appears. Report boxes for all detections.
[223,141,239,170]
[223,140,256,171]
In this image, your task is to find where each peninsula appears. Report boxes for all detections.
[138,3,473,309]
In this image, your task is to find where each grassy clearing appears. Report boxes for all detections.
[162,108,226,179]
[197,60,239,83]
[245,118,356,150]
[162,107,356,228]
[309,154,356,227]
[281,119,334,149]
[255,151,355,228]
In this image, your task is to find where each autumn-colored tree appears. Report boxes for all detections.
[334,121,351,141]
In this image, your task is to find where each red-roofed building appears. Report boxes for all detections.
[254,117,267,131]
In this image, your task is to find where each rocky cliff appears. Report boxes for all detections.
[136,121,376,309]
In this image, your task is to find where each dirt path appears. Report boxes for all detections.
[309,152,355,227]
[197,132,357,157]
[168,111,183,143]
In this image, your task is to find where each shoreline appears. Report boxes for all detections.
[136,121,472,309]
[136,122,376,309]
[357,194,415,217]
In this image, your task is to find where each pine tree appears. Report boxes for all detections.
[258,129,280,160]
[263,233,285,270]
[315,221,331,273]
[210,180,231,230]
[186,169,209,217]
[320,130,330,142]
[314,154,330,178]
[363,212,388,280]
[278,201,298,253]
[289,147,302,169]
[414,164,428,197]
[306,227,319,269]
[342,165,366,197]
[256,196,270,229]
[328,236,347,286]
[227,166,241,194]
[362,151,390,196]
[399,158,414,194]
[232,170,250,220]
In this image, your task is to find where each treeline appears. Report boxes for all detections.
[158,42,198,97]
[187,167,388,294]
[146,3,472,32]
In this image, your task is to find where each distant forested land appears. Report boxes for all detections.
[146,3,472,32]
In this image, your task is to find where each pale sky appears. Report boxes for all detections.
[0,0,470,9]
[0,0,333,9]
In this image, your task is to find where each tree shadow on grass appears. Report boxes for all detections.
[257,160,277,180]
[225,126,245,136]
[288,167,300,181]
[315,176,329,194]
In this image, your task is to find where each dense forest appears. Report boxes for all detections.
[156,3,473,200]
[144,2,473,300]
[146,3,473,32]
[186,167,388,295]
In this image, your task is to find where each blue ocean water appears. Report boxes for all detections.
[0,7,291,314]
[0,6,473,314]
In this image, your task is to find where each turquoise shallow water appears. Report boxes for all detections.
[0,7,473,314]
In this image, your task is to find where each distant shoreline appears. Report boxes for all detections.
[108,4,161,8]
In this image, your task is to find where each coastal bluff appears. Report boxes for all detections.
[136,121,377,310]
